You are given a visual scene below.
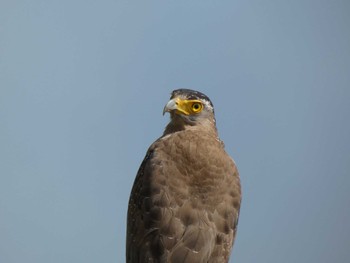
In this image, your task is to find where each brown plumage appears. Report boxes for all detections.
[126,89,241,263]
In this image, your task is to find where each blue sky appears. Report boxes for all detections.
[1,1,350,262]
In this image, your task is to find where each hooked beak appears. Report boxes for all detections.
[163,98,178,115]
[163,98,196,116]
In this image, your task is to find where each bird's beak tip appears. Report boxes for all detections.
[163,99,177,116]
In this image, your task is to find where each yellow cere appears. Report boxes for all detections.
[175,99,203,115]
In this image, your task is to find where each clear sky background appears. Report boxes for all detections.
[1,1,349,262]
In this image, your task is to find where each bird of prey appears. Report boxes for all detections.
[126,89,241,263]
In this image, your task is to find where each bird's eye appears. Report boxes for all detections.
[191,102,203,113]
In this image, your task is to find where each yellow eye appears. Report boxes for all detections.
[191,102,203,113]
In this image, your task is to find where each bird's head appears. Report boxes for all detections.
[163,89,216,134]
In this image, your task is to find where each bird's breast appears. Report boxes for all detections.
[152,131,234,207]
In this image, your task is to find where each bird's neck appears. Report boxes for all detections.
[163,117,218,138]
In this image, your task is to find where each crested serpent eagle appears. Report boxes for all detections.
[126,89,241,263]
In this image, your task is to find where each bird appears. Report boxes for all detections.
[126,89,241,263]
